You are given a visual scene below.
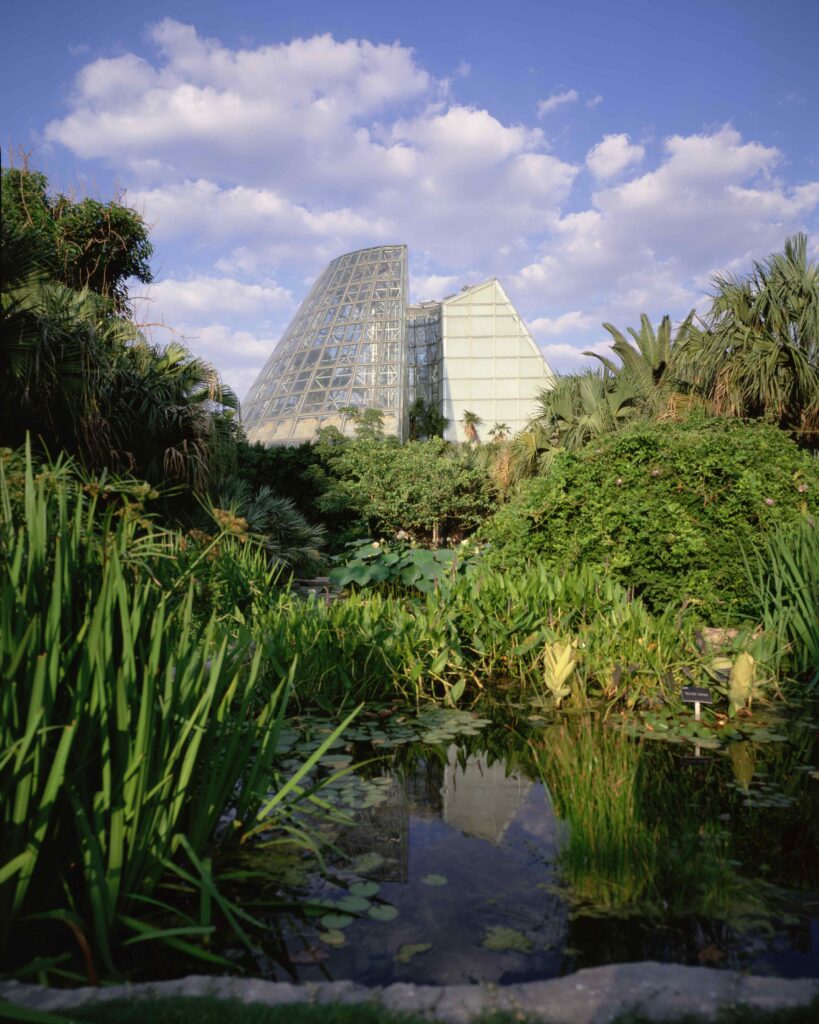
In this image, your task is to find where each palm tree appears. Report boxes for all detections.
[587,312,695,415]
[488,422,510,441]
[509,421,553,480]
[678,234,819,440]
[535,369,640,451]
[214,477,326,570]
[104,339,239,491]
[461,409,482,444]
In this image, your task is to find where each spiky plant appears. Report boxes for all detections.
[677,234,819,441]
[587,311,696,415]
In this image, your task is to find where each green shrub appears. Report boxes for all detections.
[481,419,819,619]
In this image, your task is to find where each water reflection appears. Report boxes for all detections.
[284,745,567,985]
[225,707,819,987]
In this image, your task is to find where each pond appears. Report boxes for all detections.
[210,703,819,986]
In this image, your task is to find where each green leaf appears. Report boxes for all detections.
[320,913,354,930]
[395,942,432,964]
[349,881,380,898]
[368,903,399,922]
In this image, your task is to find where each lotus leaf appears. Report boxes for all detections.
[350,881,380,898]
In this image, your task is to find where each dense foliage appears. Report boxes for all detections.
[0,448,352,972]
[313,434,495,546]
[1,172,238,492]
[482,418,819,618]
[1,165,153,312]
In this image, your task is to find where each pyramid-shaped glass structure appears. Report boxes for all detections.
[242,245,408,445]
[242,245,554,445]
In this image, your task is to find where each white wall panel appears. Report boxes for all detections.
[441,279,553,442]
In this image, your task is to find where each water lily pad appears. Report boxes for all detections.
[369,904,399,922]
[318,929,346,947]
[421,874,447,887]
[481,926,534,953]
[320,913,353,930]
[321,755,353,768]
[395,942,432,964]
[337,895,371,912]
[350,881,380,898]
[351,852,384,874]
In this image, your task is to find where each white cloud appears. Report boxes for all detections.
[411,273,462,302]
[510,125,819,368]
[146,322,284,400]
[44,24,819,394]
[586,133,645,181]
[537,89,579,117]
[514,126,819,311]
[529,310,597,337]
[586,95,603,108]
[137,276,293,326]
[50,24,577,271]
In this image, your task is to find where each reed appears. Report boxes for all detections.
[534,716,750,918]
[0,449,351,973]
[745,519,819,686]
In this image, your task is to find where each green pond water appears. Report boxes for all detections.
[205,702,819,987]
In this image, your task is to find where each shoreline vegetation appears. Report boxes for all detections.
[1,163,818,996]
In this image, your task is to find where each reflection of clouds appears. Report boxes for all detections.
[509,784,561,851]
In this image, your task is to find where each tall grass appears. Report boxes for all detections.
[534,717,748,917]
[0,450,352,974]
[745,519,819,686]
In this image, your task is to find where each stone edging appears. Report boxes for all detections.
[2,963,819,1023]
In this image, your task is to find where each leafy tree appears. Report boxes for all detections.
[340,405,385,439]
[677,234,819,442]
[320,435,495,545]
[2,164,153,314]
[488,422,510,441]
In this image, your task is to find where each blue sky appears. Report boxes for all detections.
[4,0,818,398]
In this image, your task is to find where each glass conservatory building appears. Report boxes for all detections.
[241,245,553,445]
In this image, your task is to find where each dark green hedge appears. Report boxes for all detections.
[482,419,819,619]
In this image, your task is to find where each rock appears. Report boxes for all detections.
[1,962,817,1023]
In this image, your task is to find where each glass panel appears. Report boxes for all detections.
[241,245,409,442]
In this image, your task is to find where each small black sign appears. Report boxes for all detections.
[681,686,713,705]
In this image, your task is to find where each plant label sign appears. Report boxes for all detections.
[681,686,713,704]
[681,686,713,721]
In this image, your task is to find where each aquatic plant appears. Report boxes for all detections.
[535,716,751,918]
[744,518,819,687]
[0,449,354,975]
